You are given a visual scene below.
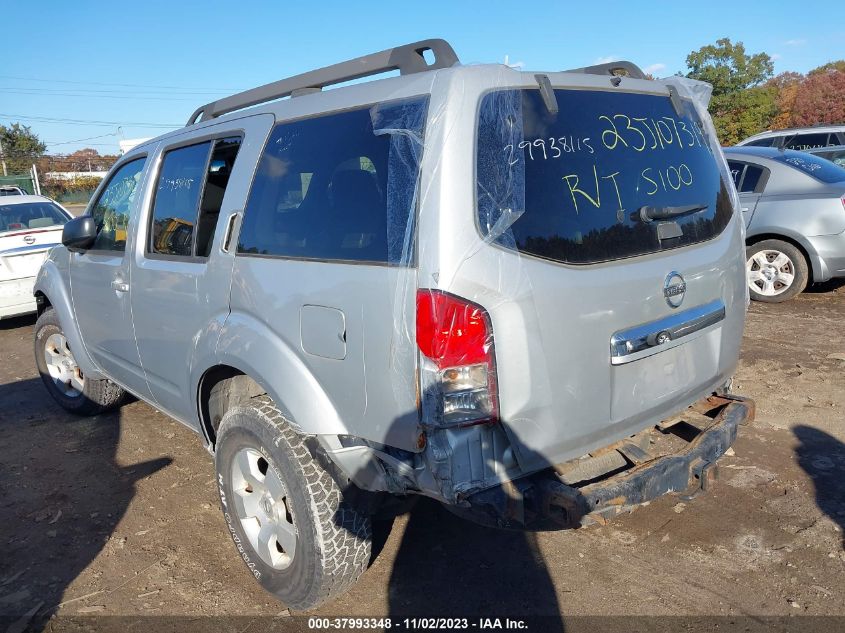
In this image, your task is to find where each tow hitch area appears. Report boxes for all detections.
[458,394,755,529]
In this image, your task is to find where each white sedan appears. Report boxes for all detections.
[1,195,73,319]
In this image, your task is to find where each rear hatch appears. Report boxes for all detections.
[474,83,746,473]
[1,201,69,282]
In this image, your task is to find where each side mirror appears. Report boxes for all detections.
[62,216,97,252]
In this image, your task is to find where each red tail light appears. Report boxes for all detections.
[416,290,498,426]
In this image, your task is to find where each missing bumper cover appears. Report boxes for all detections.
[458,394,754,529]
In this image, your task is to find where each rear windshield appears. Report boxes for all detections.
[775,151,845,184]
[477,88,733,264]
[0,201,69,233]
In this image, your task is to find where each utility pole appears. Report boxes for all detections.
[31,164,41,195]
[0,139,7,176]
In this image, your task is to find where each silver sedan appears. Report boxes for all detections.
[724,147,845,302]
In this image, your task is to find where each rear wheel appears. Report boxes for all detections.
[34,308,126,415]
[746,239,808,303]
[215,396,371,610]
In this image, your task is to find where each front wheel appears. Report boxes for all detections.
[746,239,809,303]
[34,308,126,415]
[215,396,371,610]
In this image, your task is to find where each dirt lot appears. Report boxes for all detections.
[1,283,844,630]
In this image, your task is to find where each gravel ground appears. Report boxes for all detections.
[0,281,843,630]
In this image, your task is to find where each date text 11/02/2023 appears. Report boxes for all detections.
[505,112,712,216]
[307,617,529,630]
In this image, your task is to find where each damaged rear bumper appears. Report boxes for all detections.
[454,394,755,529]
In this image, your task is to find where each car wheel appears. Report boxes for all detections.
[215,396,371,610]
[745,239,808,303]
[34,308,126,415]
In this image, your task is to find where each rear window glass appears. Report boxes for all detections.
[477,88,733,264]
[810,148,845,167]
[0,201,69,233]
[775,151,845,183]
[783,133,837,151]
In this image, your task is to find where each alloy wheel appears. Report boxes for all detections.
[230,447,297,569]
[43,333,85,398]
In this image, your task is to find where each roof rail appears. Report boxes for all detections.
[564,61,648,80]
[186,39,459,126]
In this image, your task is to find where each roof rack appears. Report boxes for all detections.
[186,39,459,126]
[564,61,647,80]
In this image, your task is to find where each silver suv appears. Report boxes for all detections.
[737,125,845,151]
[34,40,754,609]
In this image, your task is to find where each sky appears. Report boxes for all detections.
[3,0,843,156]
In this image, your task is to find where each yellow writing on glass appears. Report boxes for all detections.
[562,165,624,214]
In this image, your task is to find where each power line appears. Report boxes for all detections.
[0,73,246,92]
[46,133,118,146]
[0,112,181,128]
[0,85,233,96]
[0,89,200,102]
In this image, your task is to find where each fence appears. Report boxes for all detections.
[0,174,36,194]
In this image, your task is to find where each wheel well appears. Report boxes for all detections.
[198,366,266,448]
[746,233,814,283]
[34,291,51,317]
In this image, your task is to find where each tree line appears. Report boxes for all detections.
[684,38,845,145]
[1,38,843,178]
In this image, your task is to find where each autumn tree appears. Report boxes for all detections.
[808,61,845,76]
[66,148,102,172]
[0,123,46,175]
[767,71,804,129]
[685,38,776,144]
[791,69,845,126]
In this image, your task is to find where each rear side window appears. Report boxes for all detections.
[238,97,429,264]
[90,157,146,252]
[150,137,241,257]
[477,89,733,264]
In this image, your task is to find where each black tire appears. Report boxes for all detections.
[746,239,809,303]
[215,396,371,610]
[34,308,125,415]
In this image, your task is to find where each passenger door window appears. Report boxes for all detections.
[739,165,765,193]
[150,137,242,258]
[89,157,146,252]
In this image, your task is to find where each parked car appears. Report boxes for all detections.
[34,39,753,609]
[737,125,845,151]
[724,146,845,302]
[805,144,845,168]
[0,186,26,196]
[0,195,72,318]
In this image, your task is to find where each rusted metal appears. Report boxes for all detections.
[461,393,755,530]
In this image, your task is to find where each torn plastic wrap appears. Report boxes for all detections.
[663,75,747,302]
[370,68,534,503]
[369,66,746,506]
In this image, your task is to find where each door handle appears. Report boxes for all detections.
[221,211,241,254]
[111,280,129,293]
[741,207,749,212]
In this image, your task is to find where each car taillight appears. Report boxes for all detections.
[416,289,498,426]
